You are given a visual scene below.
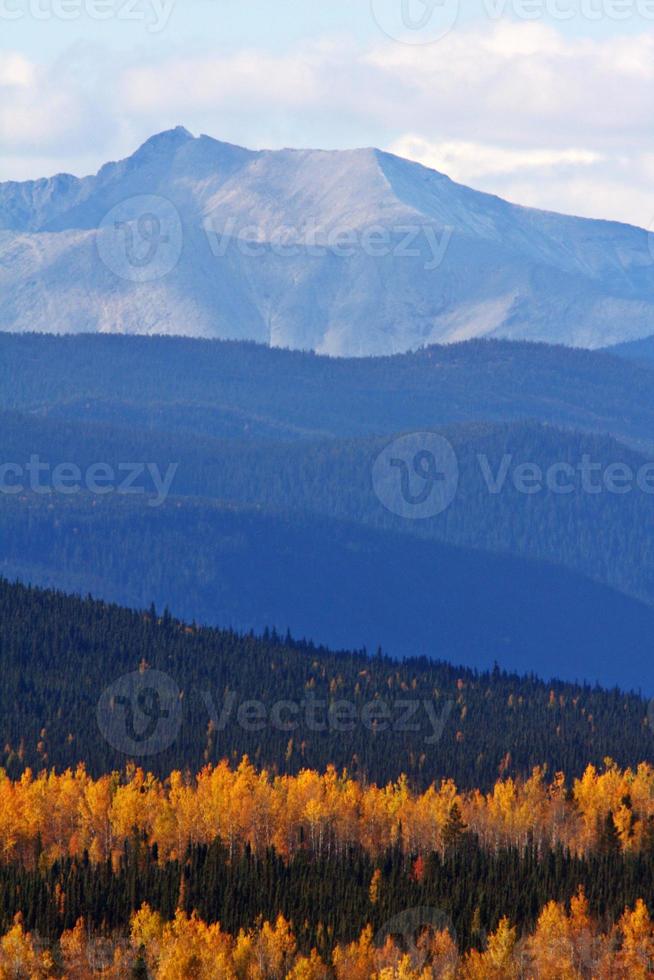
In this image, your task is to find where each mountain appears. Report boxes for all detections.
[3,333,654,691]
[4,332,654,448]
[6,489,654,692]
[606,333,654,365]
[3,398,654,613]
[1,128,654,355]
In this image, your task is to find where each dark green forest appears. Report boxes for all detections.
[0,577,652,789]
[4,834,654,956]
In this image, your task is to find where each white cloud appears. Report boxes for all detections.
[388,136,603,180]
[0,21,653,225]
[120,49,324,114]
[364,21,654,134]
[0,52,35,87]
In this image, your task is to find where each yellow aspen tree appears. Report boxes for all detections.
[232,928,256,978]
[462,917,519,979]
[130,902,164,975]
[573,764,603,850]
[285,948,329,979]
[567,886,595,975]
[79,774,115,863]
[427,928,460,980]
[59,917,90,980]
[526,901,577,979]
[0,915,50,979]
[369,868,382,905]
[615,899,654,979]
[0,773,19,864]
[332,925,377,980]
[250,914,297,979]
[156,910,236,980]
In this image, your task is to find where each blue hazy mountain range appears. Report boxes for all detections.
[1,332,654,692]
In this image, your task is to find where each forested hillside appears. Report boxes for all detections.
[3,333,654,689]
[4,493,654,690]
[0,572,653,969]
[2,332,654,445]
[3,895,654,977]
[0,578,652,787]
[607,334,654,366]
[3,759,654,959]
[4,409,654,609]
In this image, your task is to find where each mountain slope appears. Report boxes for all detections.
[3,492,654,693]
[3,333,654,631]
[2,576,653,788]
[606,333,654,365]
[3,332,654,448]
[2,334,653,693]
[3,403,654,611]
[1,129,654,354]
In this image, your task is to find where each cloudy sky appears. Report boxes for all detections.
[1,0,653,226]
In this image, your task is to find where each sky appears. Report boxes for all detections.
[0,0,653,226]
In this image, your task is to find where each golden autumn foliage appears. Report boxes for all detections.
[2,758,654,976]
[461,918,518,979]
[0,898,652,978]
[0,757,653,867]
[0,915,54,979]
